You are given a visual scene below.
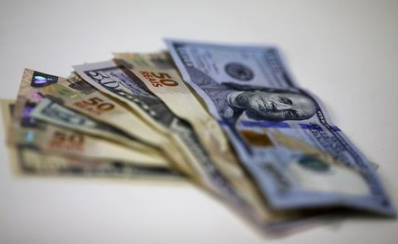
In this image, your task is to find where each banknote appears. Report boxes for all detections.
[31,98,169,166]
[116,52,320,226]
[73,60,273,226]
[11,69,173,170]
[73,61,201,178]
[166,39,395,216]
[115,53,275,219]
[63,72,170,149]
[44,72,190,175]
[117,52,371,229]
[1,99,183,180]
[30,97,162,159]
[16,70,164,157]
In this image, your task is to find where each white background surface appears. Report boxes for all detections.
[1,0,397,243]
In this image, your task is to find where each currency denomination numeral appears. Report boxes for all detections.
[74,97,115,115]
[87,71,110,81]
[48,131,84,151]
[139,71,178,87]
[82,97,102,105]
[151,72,171,79]
[87,71,121,89]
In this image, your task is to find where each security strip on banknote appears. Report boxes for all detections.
[165,39,395,216]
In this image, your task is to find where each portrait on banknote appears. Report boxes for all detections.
[184,66,317,125]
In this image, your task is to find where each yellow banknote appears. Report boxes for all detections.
[10,69,173,169]
[42,72,193,176]
[1,99,183,180]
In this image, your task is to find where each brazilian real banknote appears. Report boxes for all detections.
[6,69,181,180]
[42,72,193,178]
[30,97,165,163]
[14,69,164,163]
[166,39,395,216]
[1,99,182,180]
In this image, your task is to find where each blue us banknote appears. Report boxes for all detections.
[166,39,396,216]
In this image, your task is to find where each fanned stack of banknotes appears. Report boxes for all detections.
[2,39,396,234]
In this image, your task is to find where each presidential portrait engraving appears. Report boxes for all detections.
[185,66,317,124]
